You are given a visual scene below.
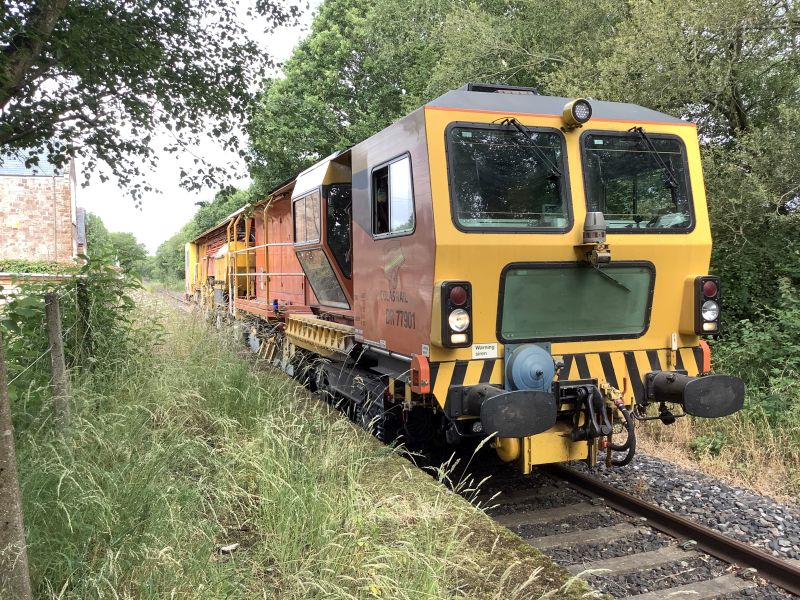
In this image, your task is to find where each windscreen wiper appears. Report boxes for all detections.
[593,264,631,292]
[629,126,679,189]
[501,117,562,178]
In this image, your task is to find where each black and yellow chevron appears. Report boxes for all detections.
[430,346,706,407]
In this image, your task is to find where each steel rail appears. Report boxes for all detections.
[546,465,800,596]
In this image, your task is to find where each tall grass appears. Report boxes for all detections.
[637,374,800,501]
[12,294,583,599]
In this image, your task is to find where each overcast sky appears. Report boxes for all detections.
[78,2,320,254]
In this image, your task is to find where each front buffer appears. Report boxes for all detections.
[645,371,744,418]
[446,343,745,472]
[461,384,558,438]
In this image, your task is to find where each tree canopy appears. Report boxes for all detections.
[108,232,147,274]
[245,0,799,325]
[84,213,148,274]
[0,0,299,200]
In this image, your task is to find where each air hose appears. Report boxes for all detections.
[609,402,636,467]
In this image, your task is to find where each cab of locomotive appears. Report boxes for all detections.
[422,85,744,472]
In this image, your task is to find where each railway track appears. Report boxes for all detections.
[475,463,800,599]
[155,287,193,312]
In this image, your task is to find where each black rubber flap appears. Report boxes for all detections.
[480,390,557,437]
[683,375,745,418]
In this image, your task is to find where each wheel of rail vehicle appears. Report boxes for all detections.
[402,406,436,453]
[360,392,386,441]
[288,350,316,391]
[314,361,334,403]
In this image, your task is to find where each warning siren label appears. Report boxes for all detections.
[471,343,498,360]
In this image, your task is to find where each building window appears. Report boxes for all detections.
[372,156,414,236]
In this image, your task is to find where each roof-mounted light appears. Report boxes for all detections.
[562,98,592,130]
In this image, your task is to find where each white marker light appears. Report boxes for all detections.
[448,308,470,332]
[450,333,468,345]
[701,300,720,322]
[562,98,593,129]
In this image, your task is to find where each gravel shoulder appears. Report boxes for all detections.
[571,453,800,561]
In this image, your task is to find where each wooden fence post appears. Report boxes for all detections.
[44,293,70,431]
[0,331,33,600]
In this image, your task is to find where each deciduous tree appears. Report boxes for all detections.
[109,232,147,274]
[0,0,299,199]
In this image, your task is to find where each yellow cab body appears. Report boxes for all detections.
[423,89,712,472]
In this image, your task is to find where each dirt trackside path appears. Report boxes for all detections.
[152,291,596,599]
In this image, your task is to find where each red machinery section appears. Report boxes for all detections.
[253,197,315,307]
[233,194,317,319]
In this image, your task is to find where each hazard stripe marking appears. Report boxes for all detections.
[464,360,483,386]
[693,346,704,373]
[679,347,698,376]
[624,351,644,403]
[429,362,439,386]
[610,352,631,401]
[561,354,574,380]
[575,354,590,379]
[675,349,685,370]
[490,358,503,383]
[451,361,468,387]
[432,361,454,403]
[428,346,705,405]
[479,359,495,383]
[646,349,661,372]
[586,353,604,384]
[634,351,653,392]
[599,353,619,389]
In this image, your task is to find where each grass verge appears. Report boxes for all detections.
[14,293,594,599]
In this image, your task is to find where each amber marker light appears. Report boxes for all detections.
[562,98,592,130]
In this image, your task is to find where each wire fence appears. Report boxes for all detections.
[7,348,51,386]
[3,282,84,390]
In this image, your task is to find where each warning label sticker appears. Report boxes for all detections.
[471,343,498,360]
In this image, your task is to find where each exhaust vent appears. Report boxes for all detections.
[464,83,540,95]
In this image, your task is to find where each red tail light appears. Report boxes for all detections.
[702,280,718,298]
[449,285,468,306]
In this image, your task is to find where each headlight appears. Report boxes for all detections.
[571,99,592,122]
[701,300,719,321]
[448,308,470,332]
[562,98,593,129]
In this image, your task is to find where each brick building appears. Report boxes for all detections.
[0,151,85,265]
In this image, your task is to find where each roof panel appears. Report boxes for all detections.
[0,150,65,176]
[427,88,687,125]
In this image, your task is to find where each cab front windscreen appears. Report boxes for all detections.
[582,132,693,231]
[447,125,569,231]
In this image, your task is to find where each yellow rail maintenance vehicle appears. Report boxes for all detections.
[186,83,744,474]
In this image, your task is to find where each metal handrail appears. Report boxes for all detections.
[230,272,305,277]
[229,242,294,254]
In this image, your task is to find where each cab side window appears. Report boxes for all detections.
[372,156,414,236]
[326,184,352,278]
[293,191,321,244]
